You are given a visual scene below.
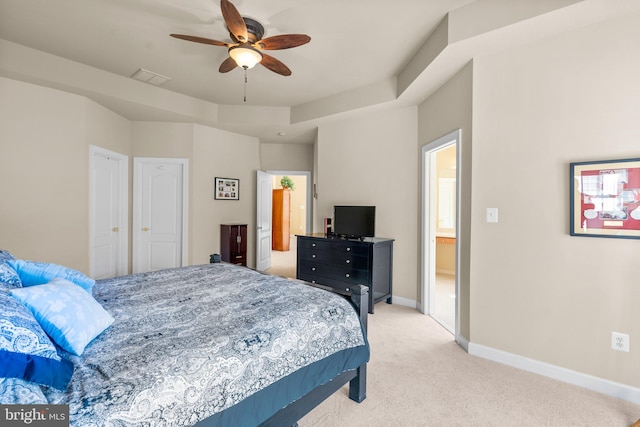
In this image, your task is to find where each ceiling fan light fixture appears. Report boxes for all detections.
[229,46,262,69]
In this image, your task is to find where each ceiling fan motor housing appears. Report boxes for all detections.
[229,17,264,43]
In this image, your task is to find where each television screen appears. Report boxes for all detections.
[334,206,376,238]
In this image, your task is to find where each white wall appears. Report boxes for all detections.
[316,106,419,302]
[470,12,640,388]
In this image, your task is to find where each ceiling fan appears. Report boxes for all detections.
[170,0,311,76]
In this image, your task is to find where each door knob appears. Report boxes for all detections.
[112,227,119,232]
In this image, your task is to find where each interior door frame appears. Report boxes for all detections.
[421,130,461,337]
[89,145,128,278]
[266,170,312,234]
[132,157,189,272]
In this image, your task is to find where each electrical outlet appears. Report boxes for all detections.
[612,332,630,352]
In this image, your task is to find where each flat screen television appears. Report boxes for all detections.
[333,205,376,238]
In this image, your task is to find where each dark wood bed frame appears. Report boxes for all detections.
[258,282,369,427]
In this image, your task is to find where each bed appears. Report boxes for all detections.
[0,251,369,426]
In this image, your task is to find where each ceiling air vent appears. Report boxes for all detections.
[131,68,171,86]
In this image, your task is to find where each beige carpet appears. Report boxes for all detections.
[266,237,640,426]
[267,237,297,279]
[298,303,640,427]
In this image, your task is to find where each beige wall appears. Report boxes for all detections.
[470,12,640,387]
[193,125,260,266]
[316,106,419,302]
[0,78,130,273]
[260,143,314,172]
[0,79,262,273]
[130,122,260,266]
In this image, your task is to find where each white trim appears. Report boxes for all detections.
[421,130,461,337]
[455,334,469,352]
[469,342,640,404]
[89,145,128,278]
[390,295,418,310]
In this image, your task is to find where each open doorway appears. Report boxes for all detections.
[421,130,460,335]
[266,171,311,278]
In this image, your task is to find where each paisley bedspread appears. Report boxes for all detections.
[39,263,369,426]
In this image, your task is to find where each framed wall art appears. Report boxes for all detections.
[570,158,640,239]
[215,177,239,200]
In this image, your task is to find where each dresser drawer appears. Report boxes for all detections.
[330,240,370,256]
[298,260,369,284]
[298,247,333,264]
[297,237,332,251]
[297,275,360,294]
[332,253,369,270]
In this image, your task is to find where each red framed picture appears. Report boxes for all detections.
[570,158,640,239]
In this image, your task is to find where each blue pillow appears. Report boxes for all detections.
[7,260,95,293]
[10,279,114,356]
[0,292,73,390]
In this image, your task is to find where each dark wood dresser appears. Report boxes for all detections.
[220,223,247,266]
[296,234,393,313]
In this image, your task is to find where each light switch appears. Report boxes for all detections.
[486,208,498,223]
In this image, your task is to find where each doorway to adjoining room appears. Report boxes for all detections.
[268,172,309,278]
[422,131,459,335]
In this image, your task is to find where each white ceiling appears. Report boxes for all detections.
[1,0,638,144]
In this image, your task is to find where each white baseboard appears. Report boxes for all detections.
[389,295,418,309]
[468,342,640,404]
[455,334,469,352]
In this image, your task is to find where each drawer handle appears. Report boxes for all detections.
[312,243,316,247]
[346,247,351,252]
[312,254,316,258]
[345,273,350,278]
[345,260,351,264]
[311,280,316,283]
[346,287,350,292]
[311,267,316,271]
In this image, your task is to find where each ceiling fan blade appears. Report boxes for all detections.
[220,0,248,43]
[260,53,292,76]
[219,56,238,73]
[170,34,230,47]
[255,34,311,50]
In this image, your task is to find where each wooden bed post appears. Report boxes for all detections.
[349,285,368,403]
[350,285,369,333]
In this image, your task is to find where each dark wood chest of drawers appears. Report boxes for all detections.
[220,223,247,266]
[296,234,393,313]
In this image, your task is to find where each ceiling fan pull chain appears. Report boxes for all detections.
[244,68,248,102]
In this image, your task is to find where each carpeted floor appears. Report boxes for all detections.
[267,237,297,279]
[267,237,640,426]
[298,303,640,427]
